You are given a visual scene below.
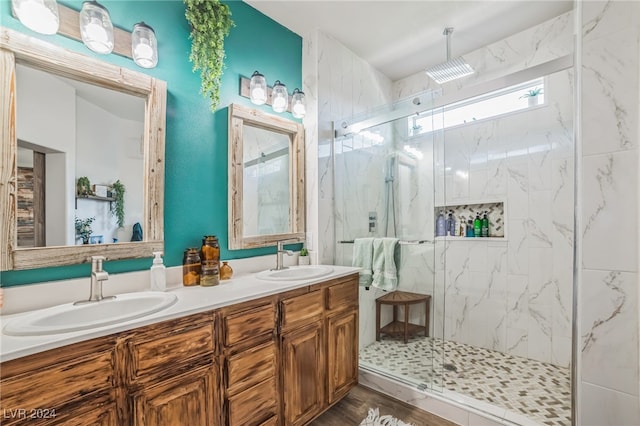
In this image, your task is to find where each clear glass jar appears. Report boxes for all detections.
[182,248,201,286]
[200,236,220,287]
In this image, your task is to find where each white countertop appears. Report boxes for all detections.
[0,265,360,362]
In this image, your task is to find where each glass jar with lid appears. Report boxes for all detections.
[182,248,201,286]
[200,235,220,287]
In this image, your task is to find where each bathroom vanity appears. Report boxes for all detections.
[0,269,359,426]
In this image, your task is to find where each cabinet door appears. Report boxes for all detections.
[133,365,218,426]
[281,323,325,426]
[327,309,359,404]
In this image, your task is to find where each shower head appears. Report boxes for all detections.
[425,27,475,84]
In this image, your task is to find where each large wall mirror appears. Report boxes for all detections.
[228,103,304,249]
[0,27,166,270]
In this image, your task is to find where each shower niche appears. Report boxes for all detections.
[434,200,505,239]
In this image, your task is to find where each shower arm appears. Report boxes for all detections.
[444,27,453,62]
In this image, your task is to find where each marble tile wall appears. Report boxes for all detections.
[578,1,640,424]
[429,69,574,368]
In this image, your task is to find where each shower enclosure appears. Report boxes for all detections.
[332,64,574,425]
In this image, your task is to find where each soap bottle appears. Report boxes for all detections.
[481,211,489,237]
[459,217,466,237]
[150,251,166,291]
[447,210,456,236]
[436,211,446,237]
[466,219,474,237]
[473,213,482,237]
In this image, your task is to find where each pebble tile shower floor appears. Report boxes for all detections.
[359,336,571,426]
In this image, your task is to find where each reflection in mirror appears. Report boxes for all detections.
[228,103,305,249]
[242,125,290,237]
[15,64,145,247]
[1,27,166,271]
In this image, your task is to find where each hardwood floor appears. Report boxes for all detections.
[310,385,457,426]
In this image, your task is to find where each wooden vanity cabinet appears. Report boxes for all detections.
[0,336,118,426]
[219,296,279,426]
[280,289,326,426]
[123,311,219,426]
[0,272,360,426]
[325,277,359,404]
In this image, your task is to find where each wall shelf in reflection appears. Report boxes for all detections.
[75,194,115,209]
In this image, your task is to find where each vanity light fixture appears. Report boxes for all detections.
[249,71,268,105]
[11,0,60,35]
[271,80,288,113]
[132,22,158,68]
[240,74,303,117]
[291,88,306,119]
[79,0,114,54]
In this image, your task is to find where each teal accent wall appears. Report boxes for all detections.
[0,0,302,286]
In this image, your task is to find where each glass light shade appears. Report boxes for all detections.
[132,22,158,68]
[249,71,267,105]
[291,88,306,119]
[79,1,114,54]
[12,0,59,35]
[271,80,288,113]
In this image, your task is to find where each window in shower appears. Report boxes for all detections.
[408,77,545,137]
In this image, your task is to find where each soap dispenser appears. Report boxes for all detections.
[150,251,166,292]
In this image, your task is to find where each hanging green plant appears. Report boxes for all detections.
[110,180,126,228]
[184,0,234,111]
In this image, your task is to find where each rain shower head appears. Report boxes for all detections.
[425,27,475,84]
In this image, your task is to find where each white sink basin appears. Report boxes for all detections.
[3,292,177,336]
[255,265,334,281]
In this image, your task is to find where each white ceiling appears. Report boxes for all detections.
[244,0,573,82]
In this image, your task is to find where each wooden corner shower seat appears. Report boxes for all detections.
[375,291,431,344]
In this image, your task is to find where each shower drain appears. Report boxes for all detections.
[443,363,458,372]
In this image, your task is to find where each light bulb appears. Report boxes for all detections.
[12,0,59,35]
[272,96,287,111]
[251,87,266,102]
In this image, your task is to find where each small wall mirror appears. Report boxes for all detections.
[1,27,166,270]
[228,103,304,249]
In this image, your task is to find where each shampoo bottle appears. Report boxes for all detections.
[448,211,456,236]
[150,251,166,291]
[473,213,482,237]
[481,211,489,237]
[436,211,446,237]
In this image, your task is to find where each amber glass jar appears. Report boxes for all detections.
[182,248,201,286]
[220,261,233,280]
[200,236,220,287]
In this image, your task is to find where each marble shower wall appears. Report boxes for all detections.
[431,69,574,368]
[579,2,640,424]
[390,11,575,368]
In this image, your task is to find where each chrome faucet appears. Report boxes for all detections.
[74,256,115,305]
[272,239,300,271]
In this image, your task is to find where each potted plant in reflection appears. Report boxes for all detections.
[75,216,95,245]
[110,180,126,228]
[520,87,543,107]
[76,176,93,196]
[298,248,310,266]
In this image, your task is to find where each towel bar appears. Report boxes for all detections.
[338,239,431,245]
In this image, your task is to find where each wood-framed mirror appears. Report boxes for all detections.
[228,103,305,249]
[0,27,166,271]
